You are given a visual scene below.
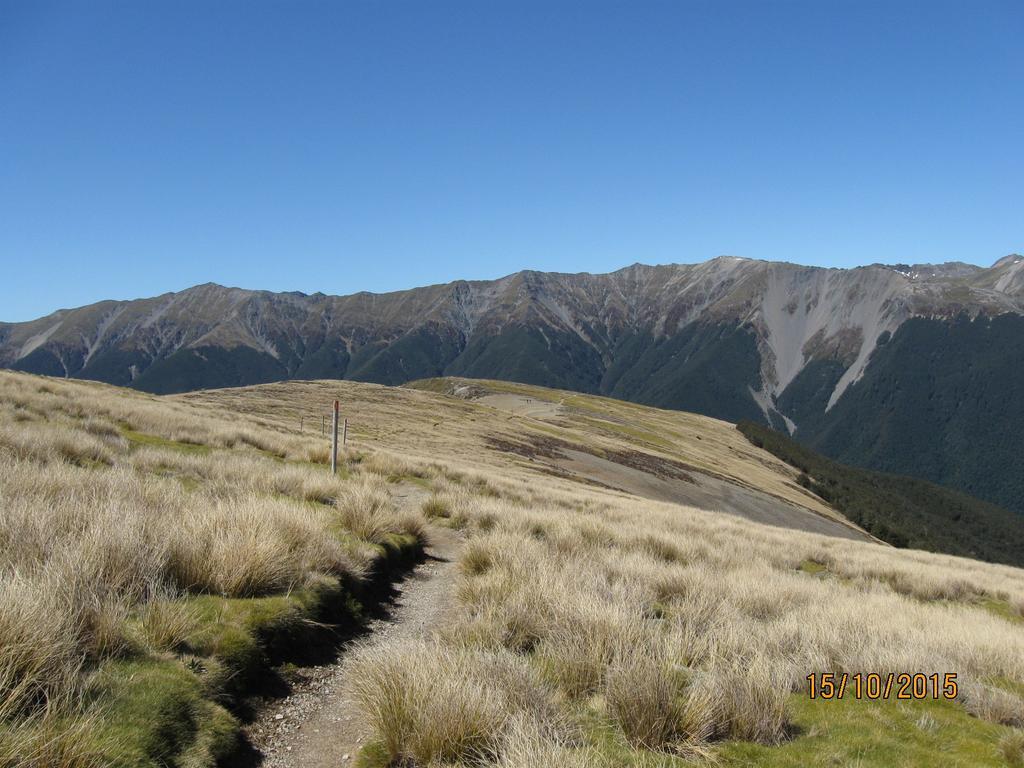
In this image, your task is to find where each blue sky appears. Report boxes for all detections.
[1,0,1021,322]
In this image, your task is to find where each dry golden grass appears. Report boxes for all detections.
[6,370,1024,766]
[334,475,422,544]
[138,594,201,652]
[962,681,1024,727]
[349,466,1024,764]
[0,370,427,762]
[0,714,107,768]
[177,377,851,530]
[349,640,574,766]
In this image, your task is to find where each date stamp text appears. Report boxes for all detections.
[806,672,958,701]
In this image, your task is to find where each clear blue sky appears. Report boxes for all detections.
[1,0,1021,322]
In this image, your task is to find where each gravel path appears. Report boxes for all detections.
[245,484,462,767]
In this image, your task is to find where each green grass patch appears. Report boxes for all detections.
[799,559,828,576]
[987,676,1024,699]
[85,533,422,766]
[119,426,212,455]
[978,597,1024,624]
[372,533,422,564]
[88,657,238,767]
[180,575,364,701]
[354,739,391,768]
[570,691,1016,768]
[576,704,686,767]
[718,694,1016,767]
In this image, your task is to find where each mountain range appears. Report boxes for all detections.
[3,254,1023,515]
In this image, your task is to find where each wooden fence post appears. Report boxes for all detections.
[331,400,339,474]
[343,418,348,446]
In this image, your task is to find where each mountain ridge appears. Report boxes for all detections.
[4,253,1024,515]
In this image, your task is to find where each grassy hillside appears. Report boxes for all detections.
[0,371,427,766]
[342,430,1024,768]
[4,372,1024,767]
[181,375,863,541]
[737,420,1024,567]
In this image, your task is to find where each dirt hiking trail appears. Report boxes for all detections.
[245,484,462,767]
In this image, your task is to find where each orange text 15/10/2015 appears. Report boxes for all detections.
[806,672,958,701]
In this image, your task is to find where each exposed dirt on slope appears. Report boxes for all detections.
[486,431,872,542]
[244,484,461,767]
[556,448,871,541]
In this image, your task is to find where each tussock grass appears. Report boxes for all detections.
[138,595,200,652]
[0,569,83,721]
[363,450,430,481]
[421,493,451,519]
[961,682,1024,727]
[7,371,1024,766]
[350,641,509,764]
[164,490,370,596]
[0,713,108,768]
[349,640,571,766]
[496,717,604,768]
[0,424,119,466]
[334,475,421,544]
[0,371,427,765]
[350,468,1024,765]
[604,634,683,749]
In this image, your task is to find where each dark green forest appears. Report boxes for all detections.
[738,420,1024,567]
[795,313,1024,517]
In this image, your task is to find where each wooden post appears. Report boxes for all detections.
[331,400,339,474]
[300,416,304,433]
[343,418,348,446]
[321,415,325,437]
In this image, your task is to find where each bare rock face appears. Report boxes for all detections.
[3,254,1024,514]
